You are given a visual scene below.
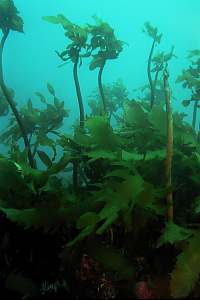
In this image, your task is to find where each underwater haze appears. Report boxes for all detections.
[2,1,200,299]
[4,0,200,128]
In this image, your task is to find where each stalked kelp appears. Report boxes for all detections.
[163,66,174,221]
[0,86,11,116]
[176,49,200,130]
[0,0,34,167]
[151,46,176,84]
[143,22,176,110]
[43,14,89,130]
[42,14,91,188]
[143,22,162,109]
[88,16,124,115]
[88,78,128,122]
[0,83,69,168]
[1,1,200,298]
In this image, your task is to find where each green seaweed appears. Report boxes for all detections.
[0,0,34,167]
[176,50,200,129]
[88,16,124,114]
[0,2,200,299]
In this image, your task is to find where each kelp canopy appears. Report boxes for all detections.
[0,1,200,299]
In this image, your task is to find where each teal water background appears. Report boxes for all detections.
[2,0,200,143]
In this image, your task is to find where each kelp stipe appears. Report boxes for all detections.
[0,82,69,169]
[176,49,200,130]
[88,16,125,115]
[0,0,34,167]
[43,14,88,129]
[1,2,200,298]
[143,22,162,109]
[143,22,176,110]
[43,15,90,188]
[163,66,173,221]
[88,78,128,122]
